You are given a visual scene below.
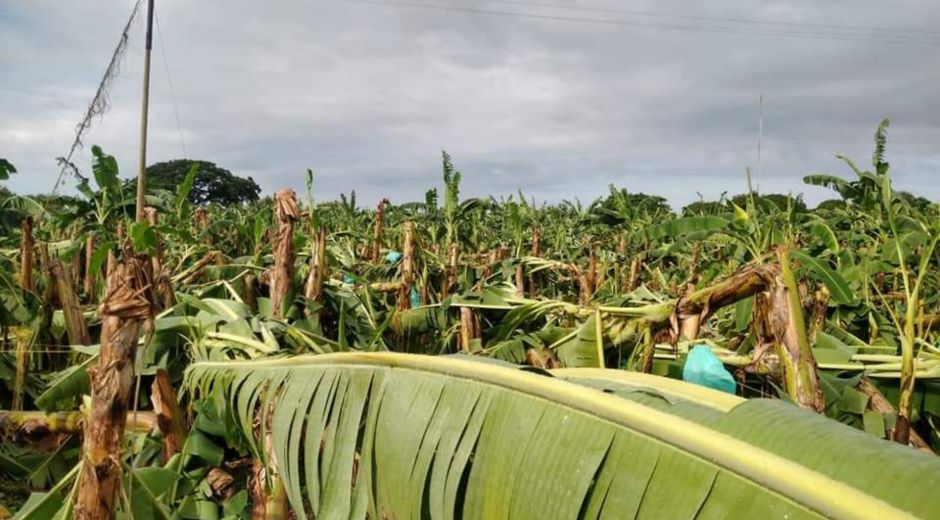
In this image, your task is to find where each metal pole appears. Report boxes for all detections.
[135,0,155,223]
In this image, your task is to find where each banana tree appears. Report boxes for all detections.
[184,352,940,519]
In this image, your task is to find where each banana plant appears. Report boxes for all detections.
[184,352,940,519]
[880,163,940,444]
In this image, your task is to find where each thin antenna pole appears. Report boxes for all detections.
[135,0,155,222]
[756,94,763,194]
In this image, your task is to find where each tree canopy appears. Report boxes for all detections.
[683,193,807,215]
[730,193,807,213]
[138,159,261,205]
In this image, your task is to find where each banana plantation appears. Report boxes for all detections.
[1,121,940,518]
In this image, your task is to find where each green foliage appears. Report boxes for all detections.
[442,150,461,246]
[140,159,261,205]
[91,145,121,197]
[0,158,17,180]
[731,192,807,213]
[174,162,199,220]
[790,250,856,305]
[594,185,673,223]
[630,215,728,243]
[5,121,940,517]
[185,354,940,519]
[130,220,158,255]
[682,199,727,215]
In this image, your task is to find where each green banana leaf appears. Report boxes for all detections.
[13,462,80,519]
[34,349,99,411]
[554,313,604,368]
[807,219,840,254]
[185,353,940,520]
[790,249,856,305]
[629,215,729,243]
[394,306,445,335]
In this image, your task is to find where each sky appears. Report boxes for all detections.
[2,0,939,209]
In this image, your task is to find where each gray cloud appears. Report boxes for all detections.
[2,0,939,209]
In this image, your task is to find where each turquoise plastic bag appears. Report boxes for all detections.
[343,273,355,284]
[385,251,403,263]
[410,286,421,309]
[682,345,736,394]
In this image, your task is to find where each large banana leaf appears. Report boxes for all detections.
[554,313,604,368]
[185,353,940,520]
[629,215,728,243]
[551,367,744,412]
[806,219,840,254]
[790,249,856,305]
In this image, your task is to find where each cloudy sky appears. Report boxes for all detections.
[2,0,939,209]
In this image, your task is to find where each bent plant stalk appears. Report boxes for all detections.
[20,216,34,293]
[419,264,430,305]
[442,243,458,300]
[397,222,415,311]
[514,264,525,297]
[37,244,56,346]
[151,368,187,463]
[255,189,297,516]
[70,238,82,287]
[146,207,174,309]
[663,262,782,352]
[892,232,938,445]
[627,262,780,373]
[74,247,154,520]
[51,259,91,347]
[303,226,327,305]
[528,227,541,297]
[83,232,96,301]
[272,189,300,319]
[580,249,597,305]
[807,285,830,345]
[879,166,940,444]
[370,197,388,262]
[856,376,931,451]
[178,250,218,285]
[459,306,480,353]
[240,272,256,313]
[0,410,156,450]
[249,385,287,520]
[626,256,642,292]
[105,222,125,281]
[195,207,210,242]
[752,249,824,413]
[12,327,31,411]
[676,283,703,341]
[675,263,779,316]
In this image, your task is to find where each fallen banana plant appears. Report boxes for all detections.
[0,411,156,446]
[185,352,940,519]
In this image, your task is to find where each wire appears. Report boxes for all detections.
[325,0,940,46]
[472,0,940,38]
[155,12,188,158]
[52,0,145,194]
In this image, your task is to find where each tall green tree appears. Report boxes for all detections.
[136,159,261,205]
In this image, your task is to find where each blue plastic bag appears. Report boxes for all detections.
[343,273,355,284]
[410,286,421,309]
[385,251,403,263]
[682,345,736,394]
